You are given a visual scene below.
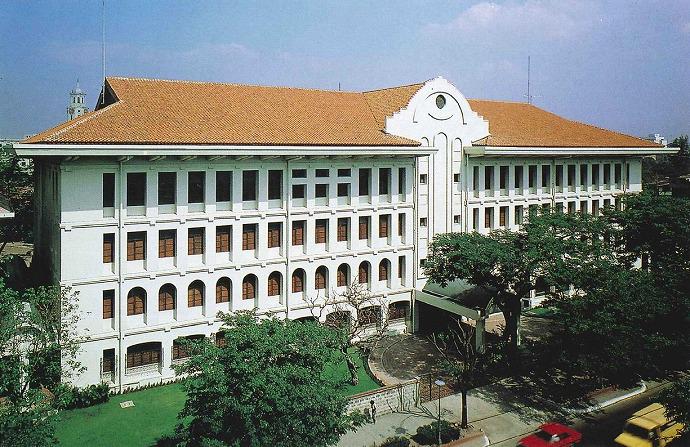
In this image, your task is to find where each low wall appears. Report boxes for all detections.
[347,378,419,417]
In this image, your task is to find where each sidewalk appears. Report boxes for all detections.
[337,380,651,447]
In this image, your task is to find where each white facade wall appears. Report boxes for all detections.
[51,157,416,388]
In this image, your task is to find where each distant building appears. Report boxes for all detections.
[645,133,667,147]
[67,80,88,120]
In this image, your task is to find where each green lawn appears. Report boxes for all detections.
[56,351,379,446]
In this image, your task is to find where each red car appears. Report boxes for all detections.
[517,423,582,447]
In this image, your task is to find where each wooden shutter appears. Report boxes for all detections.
[159,286,175,311]
[337,266,347,287]
[216,226,231,253]
[242,225,256,250]
[379,215,389,238]
[359,264,368,284]
[268,273,280,296]
[102,290,114,319]
[103,234,114,263]
[242,278,255,299]
[188,228,204,255]
[127,232,146,261]
[379,261,389,281]
[315,220,327,244]
[216,279,230,303]
[358,217,369,240]
[292,271,303,293]
[127,289,145,315]
[188,284,203,307]
[315,269,326,289]
[499,208,506,227]
[292,221,304,246]
[159,230,175,258]
[268,223,281,248]
[337,218,348,242]
[398,214,404,236]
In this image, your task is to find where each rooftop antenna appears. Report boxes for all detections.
[525,55,532,104]
[100,0,106,107]
[338,82,341,91]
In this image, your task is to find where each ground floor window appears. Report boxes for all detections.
[102,348,115,373]
[126,342,161,368]
[388,301,409,321]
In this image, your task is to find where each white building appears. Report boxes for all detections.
[66,80,88,120]
[15,76,673,389]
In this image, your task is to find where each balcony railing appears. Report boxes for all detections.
[124,363,160,377]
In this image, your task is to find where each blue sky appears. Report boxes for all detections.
[1,0,688,140]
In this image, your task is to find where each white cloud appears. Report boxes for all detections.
[426,0,598,41]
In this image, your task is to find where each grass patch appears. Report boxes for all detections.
[56,349,379,446]
[524,306,559,318]
[55,383,186,447]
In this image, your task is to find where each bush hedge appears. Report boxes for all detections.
[378,435,410,447]
[54,382,110,410]
[413,420,461,445]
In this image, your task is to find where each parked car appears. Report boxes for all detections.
[614,403,684,447]
[517,422,582,447]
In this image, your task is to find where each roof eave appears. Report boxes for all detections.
[466,145,677,157]
[14,143,436,158]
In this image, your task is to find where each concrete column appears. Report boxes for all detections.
[147,169,158,217]
[205,168,216,214]
[231,169,242,213]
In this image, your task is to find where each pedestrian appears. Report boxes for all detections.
[370,400,377,423]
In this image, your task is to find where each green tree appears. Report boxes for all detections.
[174,312,362,447]
[0,146,33,254]
[659,378,690,435]
[669,134,689,156]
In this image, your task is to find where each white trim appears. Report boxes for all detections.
[14,143,436,157]
[466,146,677,157]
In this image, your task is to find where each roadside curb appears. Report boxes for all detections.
[567,381,647,414]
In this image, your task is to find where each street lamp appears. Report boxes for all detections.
[434,379,446,446]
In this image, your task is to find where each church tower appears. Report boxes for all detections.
[67,79,88,120]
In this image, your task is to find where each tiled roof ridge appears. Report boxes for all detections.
[43,101,123,142]
[106,76,359,94]
[468,98,532,105]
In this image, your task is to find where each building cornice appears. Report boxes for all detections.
[466,146,678,157]
[13,143,436,158]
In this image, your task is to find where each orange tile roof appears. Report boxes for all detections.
[24,77,659,149]
[467,99,658,148]
[25,77,418,147]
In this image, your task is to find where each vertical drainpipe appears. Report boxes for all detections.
[284,157,291,320]
[411,154,419,333]
[117,160,124,393]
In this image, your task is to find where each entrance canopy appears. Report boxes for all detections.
[416,280,496,321]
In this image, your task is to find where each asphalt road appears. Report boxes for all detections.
[572,382,675,447]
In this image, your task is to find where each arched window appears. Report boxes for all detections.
[358,262,370,285]
[127,287,146,316]
[268,271,281,296]
[326,311,351,329]
[359,306,381,326]
[172,334,205,360]
[388,301,409,321]
[126,342,160,368]
[188,280,204,307]
[378,259,390,281]
[292,269,305,293]
[337,263,350,287]
[216,277,231,303]
[315,266,328,290]
[242,274,257,300]
[158,284,176,311]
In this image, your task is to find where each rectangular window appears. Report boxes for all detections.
[580,201,588,214]
[127,232,146,261]
[158,230,176,258]
[358,216,370,240]
[338,168,351,177]
[359,168,371,195]
[268,222,281,248]
[398,256,405,279]
[556,165,563,187]
[158,172,176,205]
[379,215,390,238]
[484,208,493,229]
[541,165,550,188]
[292,221,304,246]
[568,165,576,187]
[315,219,328,244]
[103,233,114,263]
[472,209,479,230]
[242,224,256,250]
[337,183,349,197]
[399,168,406,194]
[315,183,328,199]
[499,166,508,189]
[187,228,204,255]
[268,170,282,200]
[473,166,480,191]
[515,206,524,225]
[292,169,307,178]
[292,184,305,199]
[242,170,258,201]
[102,290,114,319]
[592,201,600,216]
[514,166,523,189]
[337,218,349,242]
[102,348,115,372]
[484,166,494,191]
[568,201,576,214]
[454,173,461,183]
[315,168,329,177]
[420,217,428,227]
[216,226,231,253]
[614,164,622,186]
[603,164,611,185]
[216,171,232,202]
[580,165,587,187]
[499,206,507,227]
[126,172,146,206]
[591,164,599,186]
[379,168,391,195]
[528,165,537,188]
[103,173,115,207]
[188,171,205,204]
[398,214,405,236]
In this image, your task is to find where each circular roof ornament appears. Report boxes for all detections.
[435,94,446,109]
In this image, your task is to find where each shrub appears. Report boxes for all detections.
[413,420,460,445]
[54,382,110,410]
[379,435,410,447]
